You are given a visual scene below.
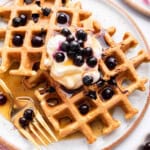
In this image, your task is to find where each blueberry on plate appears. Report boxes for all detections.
[76,29,87,41]
[105,56,117,70]
[82,75,93,86]
[61,28,71,37]
[31,35,43,47]
[60,41,70,52]
[0,94,7,105]
[19,117,29,128]
[73,55,84,66]
[54,52,65,63]
[86,56,97,68]
[12,34,24,47]
[101,87,114,100]
[79,104,89,115]
[57,13,68,24]
[23,109,34,121]
[12,17,21,27]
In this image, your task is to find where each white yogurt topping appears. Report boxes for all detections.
[45,34,103,89]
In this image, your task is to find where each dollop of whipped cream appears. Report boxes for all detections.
[45,34,103,90]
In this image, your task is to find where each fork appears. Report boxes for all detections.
[0,79,57,148]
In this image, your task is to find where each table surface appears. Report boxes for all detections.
[114,1,150,150]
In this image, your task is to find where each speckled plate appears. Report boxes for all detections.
[0,0,149,150]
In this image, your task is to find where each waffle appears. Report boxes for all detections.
[0,0,100,76]
[23,29,150,143]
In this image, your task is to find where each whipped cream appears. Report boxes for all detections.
[45,34,103,90]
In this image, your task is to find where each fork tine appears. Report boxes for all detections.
[33,118,52,143]
[29,123,47,145]
[36,111,58,142]
[19,128,40,148]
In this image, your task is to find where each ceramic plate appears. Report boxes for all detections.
[0,0,149,150]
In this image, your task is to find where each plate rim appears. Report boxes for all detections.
[103,0,150,149]
[0,0,149,150]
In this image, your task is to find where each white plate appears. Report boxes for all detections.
[0,0,149,150]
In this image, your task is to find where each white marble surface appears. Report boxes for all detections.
[114,1,150,150]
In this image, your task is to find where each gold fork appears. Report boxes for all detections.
[0,79,57,148]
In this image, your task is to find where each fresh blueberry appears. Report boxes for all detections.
[108,77,117,86]
[54,52,65,62]
[67,50,76,59]
[20,14,27,26]
[31,35,43,47]
[61,28,71,37]
[70,41,80,51]
[78,40,84,47]
[42,8,51,16]
[143,142,150,150]
[0,94,7,105]
[105,56,117,70]
[23,109,34,121]
[86,91,97,99]
[35,0,41,6]
[101,87,114,100]
[12,34,24,47]
[73,55,84,66]
[19,117,29,128]
[79,104,89,115]
[60,41,70,52]
[57,13,68,24]
[66,35,75,42]
[83,47,93,58]
[82,75,93,86]
[86,56,97,68]
[76,29,87,41]
[32,13,39,23]
[12,17,21,27]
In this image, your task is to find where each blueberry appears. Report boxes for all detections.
[31,35,43,47]
[60,41,70,52]
[46,87,56,93]
[108,77,117,86]
[70,41,80,51]
[86,56,97,68]
[97,79,105,87]
[12,34,24,47]
[101,87,114,100]
[32,13,39,23]
[0,94,7,105]
[78,40,84,47]
[67,50,76,59]
[42,8,51,16]
[83,47,93,58]
[76,29,87,41]
[20,14,27,26]
[79,104,89,115]
[61,28,71,37]
[66,35,75,42]
[86,91,97,99]
[73,55,84,66]
[54,52,65,62]
[143,142,150,150]
[35,0,41,6]
[19,117,29,128]
[23,109,34,121]
[24,0,33,4]
[57,13,68,24]
[12,17,21,27]
[82,75,93,86]
[105,56,117,70]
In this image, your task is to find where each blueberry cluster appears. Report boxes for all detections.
[19,109,34,128]
[12,14,27,27]
[0,93,7,105]
[54,28,98,68]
